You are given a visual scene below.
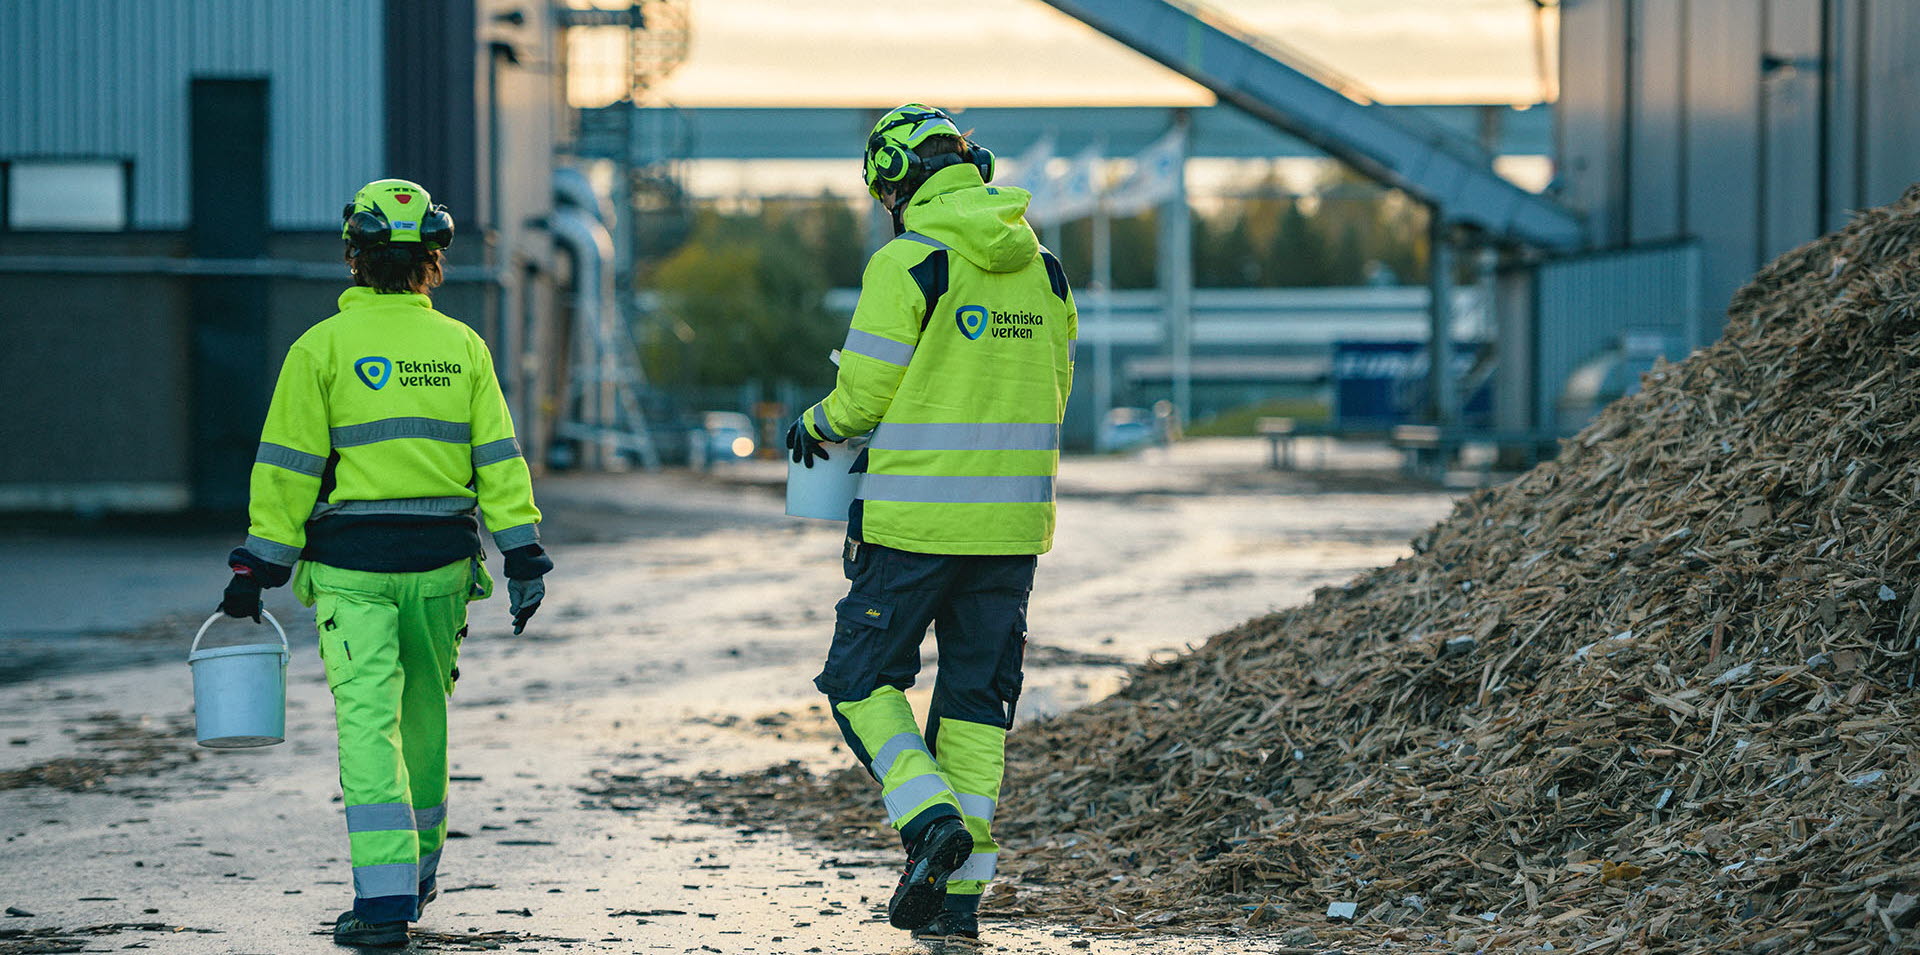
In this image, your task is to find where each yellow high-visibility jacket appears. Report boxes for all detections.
[241,286,541,575]
[804,163,1076,555]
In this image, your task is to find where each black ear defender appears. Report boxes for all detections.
[417,204,455,251]
[968,143,995,183]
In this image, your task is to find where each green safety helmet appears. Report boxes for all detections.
[863,103,995,200]
[341,178,454,255]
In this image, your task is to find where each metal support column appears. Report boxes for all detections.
[1427,213,1457,429]
[1091,187,1114,451]
[1159,109,1193,426]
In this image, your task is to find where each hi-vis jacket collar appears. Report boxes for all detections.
[901,164,1038,275]
[337,287,434,311]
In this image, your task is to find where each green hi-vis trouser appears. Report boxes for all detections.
[294,557,490,924]
[816,543,1034,901]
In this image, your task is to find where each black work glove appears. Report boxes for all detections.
[220,572,263,622]
[218,548,288,623]
[508,578,544,635]
[501,544,552,636]
[785,417,829,469]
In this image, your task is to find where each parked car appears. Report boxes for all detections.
[690,411,757,470]
[1099,407,1155,451]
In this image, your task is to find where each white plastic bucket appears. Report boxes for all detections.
[785,437,866,521]
[188,610,290,749]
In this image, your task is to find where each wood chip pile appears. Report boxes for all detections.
[992,188,1920,950]
[586,188,1920,952]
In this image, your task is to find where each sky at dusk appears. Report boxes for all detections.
[570,0,1560,108]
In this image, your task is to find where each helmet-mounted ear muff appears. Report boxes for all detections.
[341,180,455,255]
[864,106,995,200]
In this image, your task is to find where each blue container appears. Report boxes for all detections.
[188,611,290,749]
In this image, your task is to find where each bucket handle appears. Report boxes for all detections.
[189,609,289,659]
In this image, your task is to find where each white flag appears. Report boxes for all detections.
[1002,133,1056,200]
[1104,127,1185,217]
[1030,144,1104,227]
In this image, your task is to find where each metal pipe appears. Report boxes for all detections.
[548,206,617,470]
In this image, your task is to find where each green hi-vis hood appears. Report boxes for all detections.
[901,164,1040,274]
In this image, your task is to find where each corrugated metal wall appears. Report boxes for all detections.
[1557,0,1920,343]
[1533,243,1700,429]
[0,0,384,230]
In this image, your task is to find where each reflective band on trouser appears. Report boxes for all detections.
[418,847,443,885]
[857,474,1053,504]
[345,802,417,833]
[949,852,999,882]
[884,772,960,825]
[353,863,418,899]
[843,328,916,366]
[413,801,447,831]
[871,731,932,780]
[471,436,523,468]
[492,523,539,551]
[330,416,471,447]
[810,404,844,442]
[1068,340,1078,363]
[244,534,303,566]
[957,793,996,823]
[256,441,326,476]
[869,422,1059,452]
[313,496,477,520]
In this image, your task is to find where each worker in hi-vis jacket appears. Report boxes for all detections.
[217,179,552,948]
[786,104,1076,944]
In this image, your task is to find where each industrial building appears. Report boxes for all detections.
[0,0,597,513]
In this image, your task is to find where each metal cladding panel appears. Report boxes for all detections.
[1860,0,1920,209]
[1557,0,1626,246]
[1681,0,1763,335]
[1628,0,1687,243]
[1762,0,1823,261]
[0,0,383,230]
[1534,243,1698,429]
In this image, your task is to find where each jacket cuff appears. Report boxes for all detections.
[228,547,293,588]
[502,543,553,581]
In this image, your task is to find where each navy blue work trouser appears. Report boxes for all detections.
[815,541,1035,842]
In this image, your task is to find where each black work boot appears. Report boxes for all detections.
[416,887,438,917]
[888,816,974,930]
[333,910,408,948]
[912,908,981,942]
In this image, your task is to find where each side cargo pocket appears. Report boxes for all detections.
[313,594,356,690]
[993,604,1029,723]
[813,594,894,700]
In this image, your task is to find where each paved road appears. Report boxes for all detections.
[0,439,1455,953]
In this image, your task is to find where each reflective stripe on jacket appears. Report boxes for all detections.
[804,163,1076,555]
[245,287,541,569]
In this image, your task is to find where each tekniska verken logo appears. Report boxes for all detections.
[955,305,1045,341]
[956,305,987,340]
[354,356,392,390]
[354,357,461,390]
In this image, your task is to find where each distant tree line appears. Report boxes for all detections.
[637,174,1428,390]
